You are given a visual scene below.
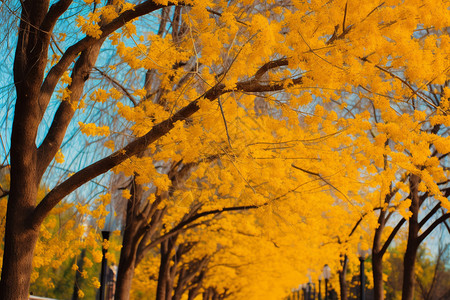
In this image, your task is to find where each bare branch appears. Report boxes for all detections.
[291,164,357,211]
[94,67,138,106]
[419,202,441,228]
[418,213,450,244]
[380,218,406,256]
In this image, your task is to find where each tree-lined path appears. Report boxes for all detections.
[0,0,449,299]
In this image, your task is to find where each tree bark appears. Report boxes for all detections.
[0,1,51,297]
[401,174,420,300]
[338,255,348,300]
[0,197,40,299]
[372,207,386,300]
[114,179,143,300]
[156,236,178,300]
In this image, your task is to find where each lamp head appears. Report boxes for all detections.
[322,264,331,280]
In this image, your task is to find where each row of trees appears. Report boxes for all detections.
[0,0,449,299]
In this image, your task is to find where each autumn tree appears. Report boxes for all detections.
[1,0,307,297]
[2,0,450,299]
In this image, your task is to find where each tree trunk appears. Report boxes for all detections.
[401,174,420,300]
[187,271,205,300]
[372,208,387,300]
[402,242,419,300]
[0,122,40,298]
[1,0,107,296]
[372,252,384,300]
[156,238,175,300]
[0,204,40,299]
[114,258,136,300]
[0,0,49,296]
[338,255,348,300]
[114,179,143,300]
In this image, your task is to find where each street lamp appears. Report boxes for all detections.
[305,274,313,300]
[300,284,307,300]
[358,240,370,300]
[99,210,115,300]
[99,230,111,300]
[322,264,331,300]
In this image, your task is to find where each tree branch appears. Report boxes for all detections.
[348,207,383,238]
[31,61,303,227]
[379,218,406,256]
[94,67,137,106]
[253,58,288,81]
[40,0,73,33]
[419,202,441,228]
[37,38,106,179]
[418,213,450,244]
[143,203,263,251]
[38,1,170,122]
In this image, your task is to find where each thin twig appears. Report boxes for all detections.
[217,96,232,147]
[291,164,360,213]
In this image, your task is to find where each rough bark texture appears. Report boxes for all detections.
[372,207,387,300]
[114,179,143,300]
[401,174,420,300]
[156,236,178,300]
[338,255,348,300]
[0,205,40,299]
[0,0,56,297]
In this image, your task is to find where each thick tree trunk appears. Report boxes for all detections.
[0,202,40,299]
[156,239,172,300]
[1,30,44,296]
[402,242,419,300]
[372,208,387,300]
[0,120,40,298]
[1,0,106,296]
[372,252,384,300]
[114,180,143,300]
[338,255,348,300]
[114,262,136,300]
[401,174,420,300]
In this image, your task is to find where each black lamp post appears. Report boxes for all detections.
[359,256,365,300]
[300,284,307,300]
[322,264,331,300]
[99,210,116,300]
[99,230,111,300]
[318,275,322,300]
[358,240,369,300]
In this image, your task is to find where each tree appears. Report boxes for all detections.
[2,0,450,299]
[385,240,450,300]
[2,0,305,297]
[415,242,450,300]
